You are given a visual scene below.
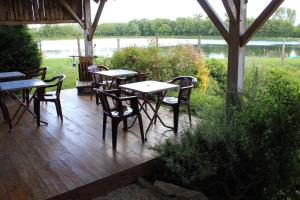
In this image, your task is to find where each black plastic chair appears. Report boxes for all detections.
[97,89,144,149]
[162,76,197,133]
[23,67,48,106]
[88,65,112,104]
[34,74,66,121]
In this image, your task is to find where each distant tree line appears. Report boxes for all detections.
[30,8,300,39]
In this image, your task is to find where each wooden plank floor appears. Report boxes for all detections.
[0,89,198,200]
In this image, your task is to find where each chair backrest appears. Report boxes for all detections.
[25,67,48,80]
[48,74,66,96]
[79,56,92,81]
[36,74,65,100]
[135,73,148,82]
[170,76,197,103]
[55,75,66,96]
[116,73,148,87]
[97,90,122,117]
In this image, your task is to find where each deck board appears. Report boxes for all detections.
[0,89,198,200]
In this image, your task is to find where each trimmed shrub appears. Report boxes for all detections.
[0,25,41,73]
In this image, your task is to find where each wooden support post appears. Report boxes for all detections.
[117,38,120,50]
[90,0,106,40]
[197,35,201,52]
[155,36,159,47]
[281,38,286,63]
[226,0,247,105]
[77,36,82,56]
[84,0,93,56]
[197,0,285,106]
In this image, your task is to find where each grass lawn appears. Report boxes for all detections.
[41,58,78,89]
[42,57,300,90]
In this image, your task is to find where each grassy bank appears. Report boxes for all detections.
[42,57,300,90]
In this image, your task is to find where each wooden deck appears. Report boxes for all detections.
[0,89,198,200]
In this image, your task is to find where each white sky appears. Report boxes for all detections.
[92,0,300,24]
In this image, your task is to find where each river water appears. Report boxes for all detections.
[40,38,300,59]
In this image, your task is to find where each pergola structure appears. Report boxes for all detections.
[0,0,106,56]
[196,0,285,104]
[0,0,285,105]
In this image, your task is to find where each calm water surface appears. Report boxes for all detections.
[40,38,300,59]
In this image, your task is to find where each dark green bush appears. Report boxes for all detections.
[0,25,41,73]
[155,71,300,200]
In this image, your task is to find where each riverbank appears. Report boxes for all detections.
[42,57,300,90]
[33,35,300,42]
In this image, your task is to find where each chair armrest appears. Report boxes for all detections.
[181,85,194,90]
[44,76,59,83]
[119,96,138,102]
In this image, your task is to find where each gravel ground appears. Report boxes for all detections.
[93,183,178,200]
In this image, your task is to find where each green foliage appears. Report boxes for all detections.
[206,59,227,90]
[155,71,300,200]
[110,46,173,81]
[0,25,41,72]
[238,72,300,199]
[110,45,206,81]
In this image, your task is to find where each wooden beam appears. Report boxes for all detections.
[241,0,285,46]
[196,0,229,44]
[59,0,85,29]
[89,0,106,41]
[84,0,93,56]
[222,0,237,22]
[226,0,247,105]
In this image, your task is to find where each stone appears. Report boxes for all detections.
[153,181,208,200]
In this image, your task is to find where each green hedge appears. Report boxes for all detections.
[0,25,41,73]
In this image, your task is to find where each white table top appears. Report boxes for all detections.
[119,80,179,94]
[94,69,137,77]
[0,71,25,80]
[0,79,47,91]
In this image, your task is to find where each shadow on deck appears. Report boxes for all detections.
[0,89,199,200]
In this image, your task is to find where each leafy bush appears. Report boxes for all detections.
[155,71,300,200]
[239,72,300,199]
[111,46,173,81]
[0,25,41,72]
[110,45,209,87]
[206,59,227,91]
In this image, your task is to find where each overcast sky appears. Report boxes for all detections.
[92,0,300,24]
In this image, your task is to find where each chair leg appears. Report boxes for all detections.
[96,93,100,105]
[57,98,63,121]
[102,113,107,140]
[34,98,41,126]
[137,114,145,143]
[111,119,120,149]
[26,89,30,107]
[90,87,93,100]
[173,106,179,133]
[54,101,60,116]
[123,118,127,131]
[187,104,192,126]
[0,97,7,121]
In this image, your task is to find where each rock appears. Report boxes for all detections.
[153,181,208,200]
[138,177,153,189]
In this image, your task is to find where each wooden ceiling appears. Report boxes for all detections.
[0,0,97,25]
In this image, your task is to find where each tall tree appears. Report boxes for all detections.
[273,7,296,24]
